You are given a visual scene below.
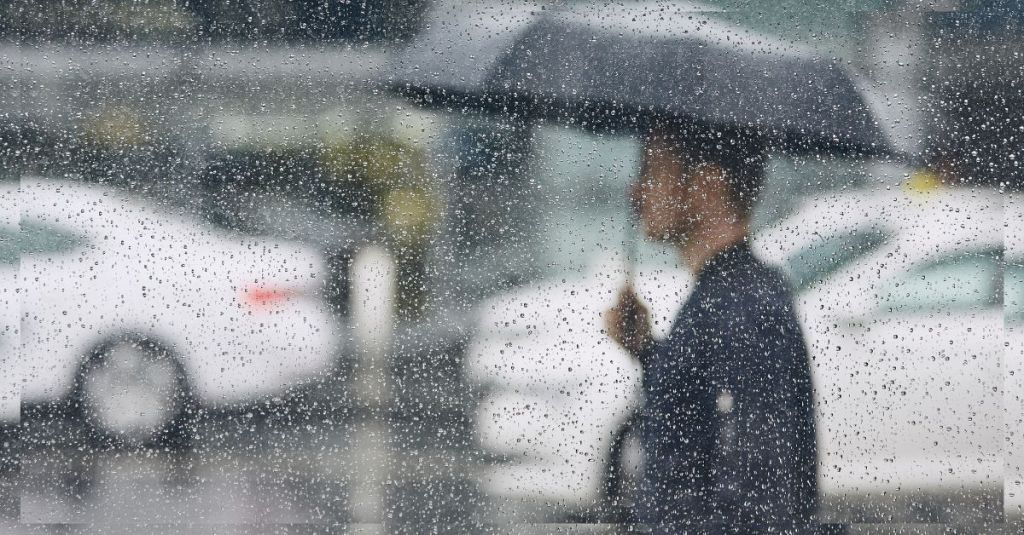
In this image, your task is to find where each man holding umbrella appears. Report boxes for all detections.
[605,123,821,532]
[388,3,896,530]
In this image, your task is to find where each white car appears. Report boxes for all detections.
[757,187,1005,500]
[466,257,689,510]
[1,177,340,447]
[465,185,1011,517]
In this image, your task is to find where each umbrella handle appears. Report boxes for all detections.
[624,211,639,285]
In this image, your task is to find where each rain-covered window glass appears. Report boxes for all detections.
[3,0,1023,532]
[532,127,641,276]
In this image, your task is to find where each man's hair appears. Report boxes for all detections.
[647,124,767,216]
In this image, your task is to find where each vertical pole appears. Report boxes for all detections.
[349,245,396,531]
[857,8,927,158]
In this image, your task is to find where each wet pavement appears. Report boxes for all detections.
[0,334,490,534]
[0,347,1017,534]
[2,417,487,533]
[1,448,1020,535]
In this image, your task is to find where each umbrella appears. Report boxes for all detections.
[386,1,896,157]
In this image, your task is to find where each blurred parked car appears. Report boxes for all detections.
[1,177,340,448]
[465,258,686,514]
[465,184,1009,517]
[758,186,1006,499]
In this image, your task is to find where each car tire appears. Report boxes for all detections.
[0,425,15,518]
[72,334,195,450]
[602,413,642,523]
[0,423,18,478]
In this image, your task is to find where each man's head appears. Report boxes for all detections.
[630,125,765,245]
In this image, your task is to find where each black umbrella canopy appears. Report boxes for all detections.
[388,1,896,157]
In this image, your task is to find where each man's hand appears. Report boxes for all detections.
[605,285,654,360]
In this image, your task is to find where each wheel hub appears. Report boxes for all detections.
[81,343,181,443]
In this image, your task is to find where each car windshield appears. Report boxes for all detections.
[0,221,84,264]
[1007,260,1024,323]
[877,249,1003,314]
[784,227,892,291]
[0,227,17,264]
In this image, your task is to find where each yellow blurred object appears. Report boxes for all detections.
[904,168,945,196]
[321,132,438,248]
[383,188,440,247]
[115,2,196,33]
[86,108,146,146]
[321,134,429,191]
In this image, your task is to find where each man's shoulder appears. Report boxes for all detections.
[701,257,794,306]
[689,267,798,340]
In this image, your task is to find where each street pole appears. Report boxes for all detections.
[349,245,396,532]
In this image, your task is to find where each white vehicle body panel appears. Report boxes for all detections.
[467,260,691,506]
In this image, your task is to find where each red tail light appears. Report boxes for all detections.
[242,284,299,309]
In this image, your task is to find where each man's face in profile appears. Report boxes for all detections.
[631,135,700,245]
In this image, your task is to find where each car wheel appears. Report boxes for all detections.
[73,335,193,449]
[602,414,642,523]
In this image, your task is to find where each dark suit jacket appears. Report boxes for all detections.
[634,242,821,533]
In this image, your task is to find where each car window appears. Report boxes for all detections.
[0,221,84,264]
[19,221,86,256]
[1007,260,1024,324]
[784,227,891,291]
[0,227,17,264]
[877,249,1002,314]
